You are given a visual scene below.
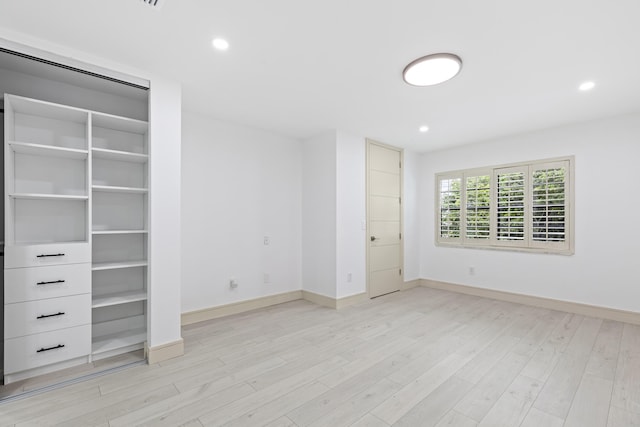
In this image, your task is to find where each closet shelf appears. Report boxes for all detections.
[92,230,148,235]
[92,112,148,134]
[92,185,148,194]
[91,148,148,163]
[92,291,147,308]
[92,260,148,271]
[9,141,89,159]
[9,193,88,201]
[92,328,146,355]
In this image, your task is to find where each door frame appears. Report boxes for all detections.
[365,138,404,298]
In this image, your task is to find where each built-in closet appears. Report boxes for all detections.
[0,47,150,397]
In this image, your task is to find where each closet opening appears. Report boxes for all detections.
[0,46,150,401]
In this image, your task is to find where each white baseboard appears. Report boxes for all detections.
[301,290,368,309]
[147,338,184,364]
[420,278,640,325]
[301,290,336,308]
[336,292,368,309]
[181,291,303,326]
[401,279,421,291]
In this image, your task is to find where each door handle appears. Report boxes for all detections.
[370,236,377,241]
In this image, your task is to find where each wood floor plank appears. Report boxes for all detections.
[386,334,465,386]
[454,335,521,384]
[350,414,390,427]
[476,375,542,427]
[262,416,299,427]
[394,376,474,427]
[532,316,603,418]
[108,382,255,427]
[433,410,478,427]
[307,378,401,427]
[172,356,286,393]
[454,351,530,422]
[520,313,584,382]
[519,407,564,427]
[197,356,348,427]
[607,405,640,427]
[52,384,180,427]
[611,323,640,415]
[585,320,624,380]
[317,335,415,388]
[14,383,178,427]
[0,382,101,426]
[285,352,412,426]
[510,309,565,357]
[370,353,470,425]
[564,374,614,427]
[223,381,329,427]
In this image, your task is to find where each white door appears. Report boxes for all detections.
[367,140,403,298]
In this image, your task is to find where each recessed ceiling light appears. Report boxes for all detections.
[579,81,595,91]
[403,53,462,87]
[212,38,229,51]
[419,125,429,133]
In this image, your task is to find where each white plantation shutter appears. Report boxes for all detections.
[437,175,462,242]
[495,166,528,245]
[530,161,569,250]
[464,173,491,242]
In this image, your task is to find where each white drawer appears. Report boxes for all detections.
[5,264,91,303]
[4,294,91,339]
[4,324,91,374]
[5,243,90,269]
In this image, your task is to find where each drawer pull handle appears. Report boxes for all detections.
[36,253,66,258]
[37,312,66,319]
[37,344,65,353]
[36,280,66,286]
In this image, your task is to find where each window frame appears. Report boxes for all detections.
[435,156,574,255]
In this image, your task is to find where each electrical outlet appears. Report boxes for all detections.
[264,236,270,245]
[469,266,476,276]
[347,273,352,282]
[264,273,270,284]
[229,278,238,289]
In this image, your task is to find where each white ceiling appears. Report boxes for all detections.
[0,0,638,152]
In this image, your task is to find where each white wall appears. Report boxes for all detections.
[420,113,640,313]
[403,149,420,281]
[336,131,366,298]
[301,131,337,298]
[181,112,302,313]
[147,76,182,348]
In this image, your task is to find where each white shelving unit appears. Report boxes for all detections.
[3,94,150,382]
[91,260,149,271]
[4,94,92,383]
[92,185,148,194]
[91,111,148,361]
[92,291,147,309]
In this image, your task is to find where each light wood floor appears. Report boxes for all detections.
[1,286,639,427]
[0,350,145,401]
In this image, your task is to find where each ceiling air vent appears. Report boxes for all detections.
[140,0,165,9]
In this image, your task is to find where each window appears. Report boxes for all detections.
[435,157,573,254]
[465,174,491,241]
[438,176,461,240]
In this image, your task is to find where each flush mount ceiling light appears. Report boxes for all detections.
[212,38,230,51]
[579,81,595,91]
[403,53,462,87]
[419,125,429,133]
